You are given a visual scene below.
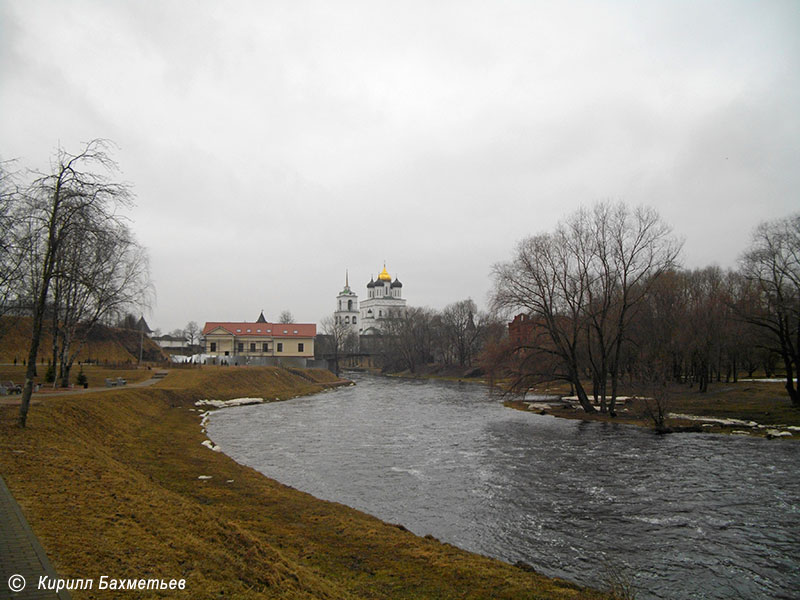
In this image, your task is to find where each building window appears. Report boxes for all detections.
[237,343,244,353]
[298,343,304,352]
[210,342,217,352]
[379,310,383,317]
[353,316,357,324]
[250,343,256,352]
[345,316,350,324]
[348,299,353,310]
[262,342,269,352]
[277,342,283,353]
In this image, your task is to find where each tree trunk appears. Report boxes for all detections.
[571,374,596,413]
[781,353,799,406]
[19,298,48,427]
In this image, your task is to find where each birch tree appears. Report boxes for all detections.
[50,216,150,387]
[17,140,142,426]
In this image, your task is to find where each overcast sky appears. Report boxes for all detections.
[1,0,798,332]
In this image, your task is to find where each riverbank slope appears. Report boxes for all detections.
[504,380,800,438]
[0,366,606,599]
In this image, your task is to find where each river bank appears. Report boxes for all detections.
[0,366,607,599]
[502,379,800,439]
[382,367,799,439]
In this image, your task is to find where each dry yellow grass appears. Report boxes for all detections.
[0,316,166,364]
[0,366,607,599]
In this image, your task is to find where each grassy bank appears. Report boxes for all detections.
[504,380,800,437]
[0,366,606,599]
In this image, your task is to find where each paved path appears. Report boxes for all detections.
[0,476,70,599]
[0,374,167,406]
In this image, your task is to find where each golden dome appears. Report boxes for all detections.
[378,264,392,281]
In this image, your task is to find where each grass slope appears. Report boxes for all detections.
[0,367,606,599]
[0,316,167,364]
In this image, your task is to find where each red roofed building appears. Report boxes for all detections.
[203,312,316,366]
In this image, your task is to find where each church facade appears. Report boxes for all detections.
[334,264,406,336]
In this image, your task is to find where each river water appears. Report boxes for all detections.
[206,373,800,599]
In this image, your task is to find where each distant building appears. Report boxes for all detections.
[334,271,360,337]
[136,316,153,336]
[202,312,316,366]
[508,313,535,348]
[152,334,188,350]
[360,264,406,335]
[333,264,406,336]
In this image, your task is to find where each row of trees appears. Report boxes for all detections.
[0,140,151,427]
[320,299,504,375]
[490,202,800,411]
[378,299,505,373]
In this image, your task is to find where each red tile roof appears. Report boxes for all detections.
[202,322,316,338]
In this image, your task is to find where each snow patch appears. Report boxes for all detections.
[195,397,265,409]
[766,430,793,439]
[669,413,759,428]
[201,439,222,452]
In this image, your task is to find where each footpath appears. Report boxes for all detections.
[0,373,168,597]
[0,375,165,407]
[0,476,70,600]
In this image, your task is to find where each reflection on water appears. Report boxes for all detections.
[207,373,800,599]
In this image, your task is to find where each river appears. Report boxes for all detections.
[206,373,800,599]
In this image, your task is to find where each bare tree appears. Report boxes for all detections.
[439,299,483,367]
[739,213,800,405]
[578,203,681,414]
[17,140,137,426]
[47,215,150,387]
[493,202,680,414]
[493,229,597,412]
[380,306,437,373]
[319,315,355,375]
[185,321,200,346]
[278,310,294,324]
[0,162,25,327]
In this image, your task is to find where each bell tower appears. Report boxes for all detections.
[334,270,360,334]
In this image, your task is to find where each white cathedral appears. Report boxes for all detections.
[334,264,406,336]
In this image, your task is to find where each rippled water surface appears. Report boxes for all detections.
[207,373,800,599]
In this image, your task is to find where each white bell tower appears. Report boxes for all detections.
[334,270,360,334]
